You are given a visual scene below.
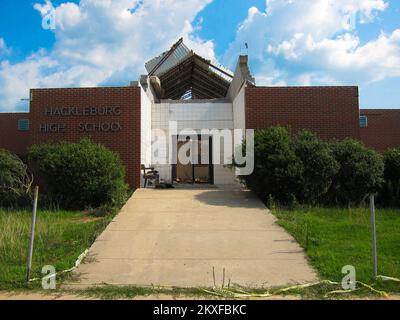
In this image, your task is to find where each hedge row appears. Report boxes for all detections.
[2,133,399,209]
[238,127,398,207]
[382,148,400,207]
[0,150,32,207]
[0,139,128,210]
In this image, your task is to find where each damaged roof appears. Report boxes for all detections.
[145,38,233,100]
[145,39,192,77]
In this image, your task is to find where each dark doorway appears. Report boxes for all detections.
[172,135,214,184]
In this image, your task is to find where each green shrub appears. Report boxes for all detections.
[327,139,384,206]
[0,149,32,207]
[381,148,400,207]
[235,127,386,208]
[240,127,303,205]
[292,131,339,205]
[28,139,128,210]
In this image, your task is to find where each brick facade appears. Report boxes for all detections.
[2,83,400,190]
[245,86,360,140]
[28,87,141,188]
[0,113,31,155]
[360,109,400,151]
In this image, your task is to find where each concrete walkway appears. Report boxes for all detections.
[69,188,317,288]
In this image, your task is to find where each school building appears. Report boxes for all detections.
[1,39,399,188]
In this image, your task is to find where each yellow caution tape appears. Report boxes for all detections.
[201,277,397,299]
[377,275,400,282]
[28,249,89,283]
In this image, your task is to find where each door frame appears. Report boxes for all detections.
[172,134,214,184]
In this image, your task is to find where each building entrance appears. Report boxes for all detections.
[172,135,214,184]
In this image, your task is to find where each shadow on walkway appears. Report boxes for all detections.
[194,190,266,209]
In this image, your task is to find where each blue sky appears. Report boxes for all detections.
[0,0,399,112]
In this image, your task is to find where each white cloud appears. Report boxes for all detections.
[2,0,398,111]
[33,0,54,15]
[0,51,61,111]
[0,38,11,57]
[224,0,398,86]
[0,0,214,112]
[55,2,83,30]
[268,30,400,82]
[47,0,216,72]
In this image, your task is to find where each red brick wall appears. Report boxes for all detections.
[30,87,141,188]
[0,113,31,155]
[245,86,360,140]
[360,109,400,151]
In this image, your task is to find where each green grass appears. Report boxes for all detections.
[1,205,399,299]
[273,207,400,294]
[0,209,113,290]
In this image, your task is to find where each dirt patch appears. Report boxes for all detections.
[0,292,96,300]
[0,291,298,300]
[1,291,399,300]
[73,217,103,224]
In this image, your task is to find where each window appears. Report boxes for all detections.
[18,119,30,131]
[359,116,368,128]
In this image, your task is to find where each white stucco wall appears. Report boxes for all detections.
[233,85,246,130]
[153,101,234,130]
[214,165,237,185]
[140,86,152,166]
[151,101,238,185]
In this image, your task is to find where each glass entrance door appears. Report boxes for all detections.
[173,135,213,184]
